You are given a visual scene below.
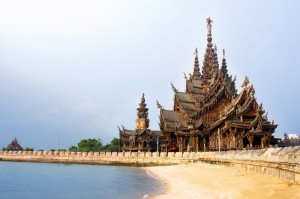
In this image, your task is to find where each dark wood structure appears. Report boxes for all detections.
[119,94,164,152]
[119,18,277,152]
[157,18,278,152]
[7,137,23,151]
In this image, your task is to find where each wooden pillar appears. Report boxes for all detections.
[247,134,254,148]
[261,134,269,148]
[203,137,206,152]
[195,135,199,152]
[178,136,183,152]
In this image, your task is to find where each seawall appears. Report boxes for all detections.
[1,146,299,184]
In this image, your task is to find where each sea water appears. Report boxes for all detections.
[0,161,164,199]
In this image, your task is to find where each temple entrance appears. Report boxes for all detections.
[243,137,250,149]
[253,136,261,149]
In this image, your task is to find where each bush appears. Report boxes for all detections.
[23,147,34,151]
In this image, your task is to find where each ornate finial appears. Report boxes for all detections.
[207,17,213,33]
[257,103,264,115]
[156,100,163,109]
[263,112,268,121]
[220,48,228,76]
[184,72,187,80]
[121,125,125,130]
[170,82,178,92]
[242,76,250,88]
[250,84,255,96]
[142,93,145,101]
[188,73,193,80]
[193,48,201,80]
[194,48,198,56]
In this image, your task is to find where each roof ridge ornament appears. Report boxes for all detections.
[242,76,250,88]
[156,100,163,109]
[188,73,193,80]
[250,84,255,96]
[184,72,188,80]
[170,82,178,92]
[121,125,125,130]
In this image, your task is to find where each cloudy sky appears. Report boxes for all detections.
[0,0,299,150]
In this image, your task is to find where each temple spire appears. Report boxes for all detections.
[202,17,214,79]
[221,49,228,76]
[212,44,219,75]
[137,93,148,119]
[136,93,149,129]
[206,17,213,47]
[193,48,201,79]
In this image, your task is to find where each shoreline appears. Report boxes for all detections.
[1,159,300,198]
[145,163,300,199]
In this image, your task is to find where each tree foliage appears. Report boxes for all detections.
[102,137,120,152]
[23,147,34,151]
[109,137,120,152]
[68,145,78,152]
[77,138,103,152]
[68,137,119,152]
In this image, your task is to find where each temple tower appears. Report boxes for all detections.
[136,93,150,130]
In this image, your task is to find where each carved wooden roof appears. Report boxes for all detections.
[158,18,277,136]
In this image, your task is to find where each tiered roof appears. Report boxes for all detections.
[157,18,277,137]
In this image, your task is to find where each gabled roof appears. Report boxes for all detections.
[161,109,189,130]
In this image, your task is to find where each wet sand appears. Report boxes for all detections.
[145,163,300,199]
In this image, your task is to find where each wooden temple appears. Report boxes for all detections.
[119,94,164,152]
[157,18,278,152]
[119,18,277,152]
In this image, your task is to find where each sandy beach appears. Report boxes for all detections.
[145,163,300,199]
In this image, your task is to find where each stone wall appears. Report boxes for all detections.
[0,146,299,184]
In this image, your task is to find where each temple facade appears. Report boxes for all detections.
[157,18,278,152]
[119,18,277,152]
[119,94,164,152]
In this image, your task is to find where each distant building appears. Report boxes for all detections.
[7,137,23,151]
[119,18,277,152]
[288,134,299,139]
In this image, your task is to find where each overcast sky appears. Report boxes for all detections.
[0,0,299,150]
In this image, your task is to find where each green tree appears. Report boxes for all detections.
[78,138,103,152]
[102,144,111,152]
[68,145,78,152]
[109,137,120,152]
[57,149,66,152]
[23,147,34,151]
[102,137,120,152]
